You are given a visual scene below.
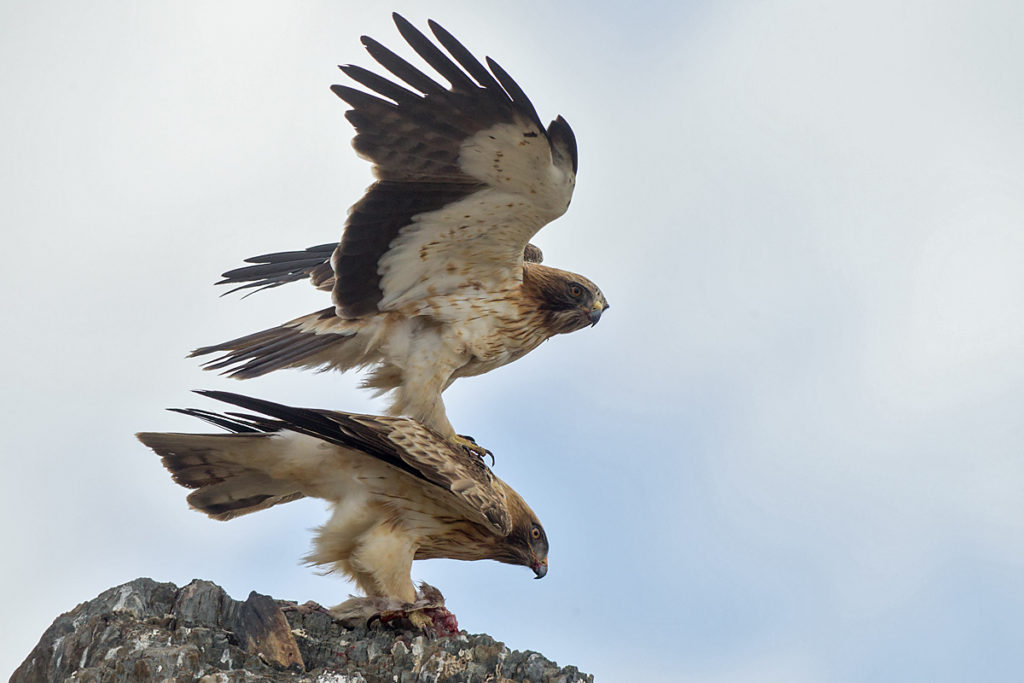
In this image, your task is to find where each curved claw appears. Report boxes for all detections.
[408,610,438,639]
[454,434,495,465]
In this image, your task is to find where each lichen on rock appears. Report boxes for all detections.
[12,578,592,682]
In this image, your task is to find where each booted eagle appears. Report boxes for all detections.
[191,14,608,456]
[136,391,548,633]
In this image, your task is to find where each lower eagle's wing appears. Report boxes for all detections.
[330,13,577,317]
[194,391,514,535]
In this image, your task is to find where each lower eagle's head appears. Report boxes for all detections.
[490,505,550,579]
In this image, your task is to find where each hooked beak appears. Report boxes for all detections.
[588,302,606,327]
[532,558,548,579]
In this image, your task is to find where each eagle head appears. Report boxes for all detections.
[525,520,550,579]
[526,265,609,335]
[491,496,549,579]
[508,519,549,579]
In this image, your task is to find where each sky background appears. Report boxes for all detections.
[3,1,1023,680]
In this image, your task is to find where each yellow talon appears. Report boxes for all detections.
[407,609,434,633]
[452,434,494,464]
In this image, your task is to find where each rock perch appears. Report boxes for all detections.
[12,578,593,682]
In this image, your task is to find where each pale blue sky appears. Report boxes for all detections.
[3,1,1023,680]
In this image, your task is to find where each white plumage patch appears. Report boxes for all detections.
[458,121,575,215]
[377,191,540,311]
[375,117,574,312]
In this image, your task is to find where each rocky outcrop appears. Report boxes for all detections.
[11,578,592,682]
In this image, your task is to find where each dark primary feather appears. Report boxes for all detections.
[392,14,477,92]
[547,115,579,174]
[427,19,504,93]
[483,56,544,132]
[360,35,445,96]
[166,407,270,434]
[216,243,336,295]
[339,64,419,106]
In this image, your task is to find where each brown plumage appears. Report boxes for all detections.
[191,14,608,453]
[136,391,549,626]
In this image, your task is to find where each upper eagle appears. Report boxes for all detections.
[192,13,608,455]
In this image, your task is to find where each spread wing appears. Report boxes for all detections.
[329,13,578,317]
[196,391,514,535]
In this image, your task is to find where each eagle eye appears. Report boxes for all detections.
[530,527,541,540]
[568,284,584,299]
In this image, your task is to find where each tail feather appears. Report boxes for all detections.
[190,308,361,379]
[217,243,336,296]
[136,431,304,521]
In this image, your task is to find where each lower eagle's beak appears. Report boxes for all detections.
[588,302,606,327]
[532,558,548,579]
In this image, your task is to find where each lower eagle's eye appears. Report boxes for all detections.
[568,285,583,298]
[531,527,541,540]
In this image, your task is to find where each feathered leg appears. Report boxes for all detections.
[385,346,492,461]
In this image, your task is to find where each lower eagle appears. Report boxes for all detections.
[136,391,549,635]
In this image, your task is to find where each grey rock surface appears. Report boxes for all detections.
[11,578,593,683]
